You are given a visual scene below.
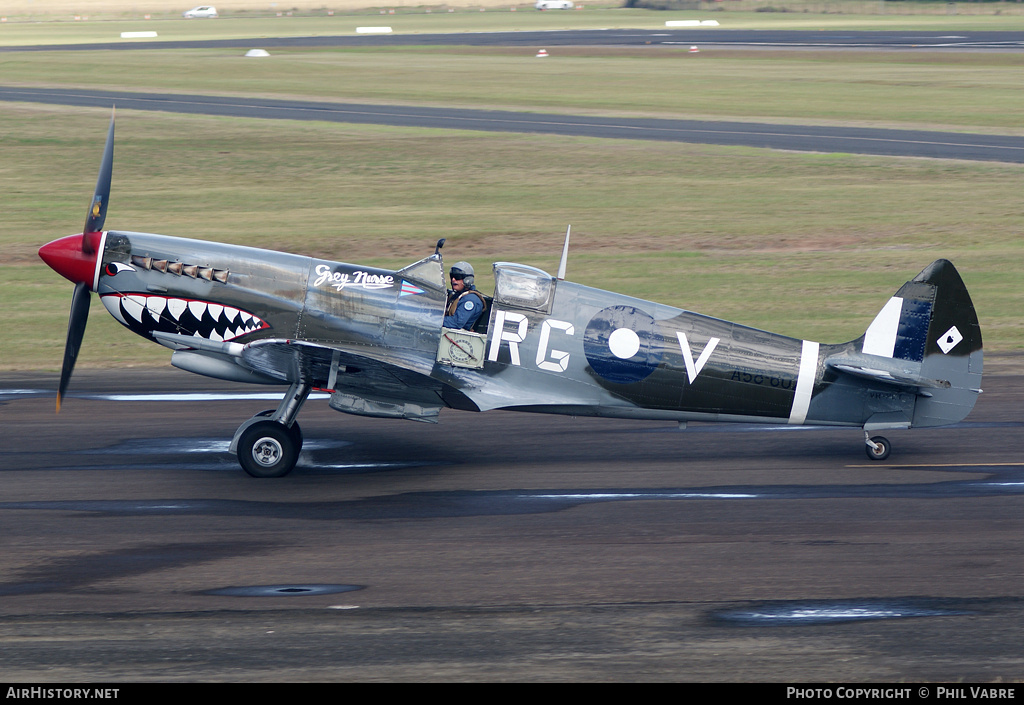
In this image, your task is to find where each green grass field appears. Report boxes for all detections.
[2,8,1022,371]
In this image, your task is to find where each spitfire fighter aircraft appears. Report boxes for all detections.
[39,116,983,477]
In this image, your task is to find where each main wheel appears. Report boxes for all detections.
[865,435,891,461]
[238,420,298,478]
[253,410,302,455]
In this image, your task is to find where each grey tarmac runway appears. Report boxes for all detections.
[1,364,1023,681]
[4,28,1024,52]
[3,86,1024,163]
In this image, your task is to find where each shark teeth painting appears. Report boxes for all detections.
[101,293,269,342]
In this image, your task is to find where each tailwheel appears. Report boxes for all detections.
[865,435,891,462]
[238,420,299,478]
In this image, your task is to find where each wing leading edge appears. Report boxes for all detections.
[154,332,473,423]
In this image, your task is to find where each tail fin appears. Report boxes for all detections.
[859,259,983,427]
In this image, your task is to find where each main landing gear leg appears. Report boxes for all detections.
[231,381,311,478]
[864,431,891,462]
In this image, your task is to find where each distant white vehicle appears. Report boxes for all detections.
[183,6,218,18]
[535,0,574,9]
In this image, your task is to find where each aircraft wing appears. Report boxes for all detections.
[239,338,617,418]
[154,332,454,422]
[153,329,620,420]
[241,338,439,391]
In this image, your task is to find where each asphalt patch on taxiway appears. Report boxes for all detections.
[204,584,363,597]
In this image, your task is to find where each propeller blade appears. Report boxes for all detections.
[82,109,115,251]
[56,281,91,413]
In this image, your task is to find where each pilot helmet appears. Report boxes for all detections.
[450,261,475,287]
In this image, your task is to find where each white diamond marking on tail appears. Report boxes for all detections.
[937,326,963,354]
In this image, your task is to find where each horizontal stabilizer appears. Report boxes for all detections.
[826,355,951,391]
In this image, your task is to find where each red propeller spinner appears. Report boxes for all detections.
[38,231,104,289]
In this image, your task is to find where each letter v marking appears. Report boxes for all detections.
[676,332,721,384]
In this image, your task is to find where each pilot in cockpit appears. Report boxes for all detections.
[444,261,487,330]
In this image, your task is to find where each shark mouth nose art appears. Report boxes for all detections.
[101,294,269,342]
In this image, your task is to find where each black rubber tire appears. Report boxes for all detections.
[238,420,298,478]
[287,421,303,456]
[865,435,891,461]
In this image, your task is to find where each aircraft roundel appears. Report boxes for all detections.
[583,305,662,384]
